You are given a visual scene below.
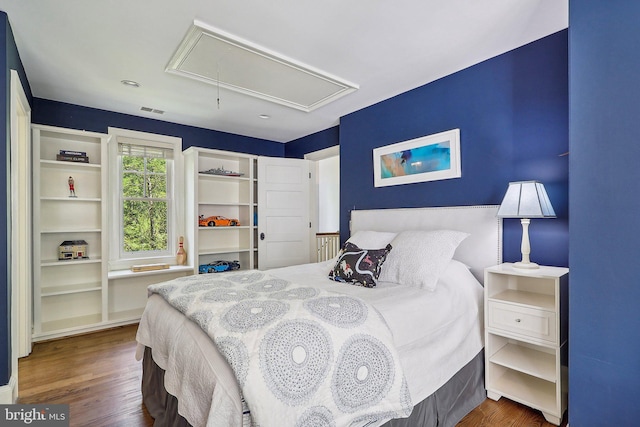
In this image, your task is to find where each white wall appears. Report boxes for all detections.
[317,156,339,232]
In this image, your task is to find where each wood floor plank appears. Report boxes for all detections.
[18,324,567,427]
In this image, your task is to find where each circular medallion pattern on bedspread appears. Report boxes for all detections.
[222,300,289,332]
[295,406,336,427]
[399,377,413,416]
[303,296,368,328]
[246,278,289,292]
[350,411,398,426]
[260,320,333,405]
[331,334,395,412]
[154,284,178,298]
[190,309,215,331]
[168,295,197,314]
[215,336,249,386]
[270,287,319,300]
[201,288,257,303]
[226,271,265,283]
[181,279,233,293]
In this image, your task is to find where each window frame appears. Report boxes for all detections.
[108,128,183,271]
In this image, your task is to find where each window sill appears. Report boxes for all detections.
[108,265,193,280]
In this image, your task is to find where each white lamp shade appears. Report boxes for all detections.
[497,181,556,218]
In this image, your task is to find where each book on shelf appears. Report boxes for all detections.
[56,154,89,163]
[59,150,87,156]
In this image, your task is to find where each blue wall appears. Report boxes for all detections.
[1,11,33,388]
[338,31,569,267]
[1,9,576,410]
[33,98,284,157]
[285,125,339,158]
[569,2,640,425]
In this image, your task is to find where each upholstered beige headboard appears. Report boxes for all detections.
[350,205,502,284]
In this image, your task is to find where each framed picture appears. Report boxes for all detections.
[373,128,461,187]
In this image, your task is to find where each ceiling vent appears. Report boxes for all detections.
[166,20,358,112]
[141,107,165,114]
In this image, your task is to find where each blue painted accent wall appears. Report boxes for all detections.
[569,2,640,425]
[285,125,339,158]
[32,98,284,157]
[338,30,568,267]
[1,10,33,387]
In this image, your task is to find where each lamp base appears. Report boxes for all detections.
[513,261,540,270]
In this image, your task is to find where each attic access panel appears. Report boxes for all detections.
[166,21,358,112]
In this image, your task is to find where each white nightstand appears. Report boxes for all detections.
[484,263,569,425]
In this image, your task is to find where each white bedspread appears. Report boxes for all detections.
[136,259,483,426]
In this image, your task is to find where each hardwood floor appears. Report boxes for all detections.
[18,324,153,426]
[18,324,567,427]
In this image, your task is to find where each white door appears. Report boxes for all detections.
[257,156,310,269]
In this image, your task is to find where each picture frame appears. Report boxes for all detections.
[373,128,461,187]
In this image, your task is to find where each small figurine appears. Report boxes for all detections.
[176,236,187,265]
[68,176,76,197]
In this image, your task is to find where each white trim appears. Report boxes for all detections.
[305,146,340,261]
[10,69,32,365]
[166,21,358,112]
[303,145,339,161]
[107,128,184,271]
[0,375,18,404]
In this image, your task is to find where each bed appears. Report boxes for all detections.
[136,205,502,427]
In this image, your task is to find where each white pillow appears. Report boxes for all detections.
[347,230,397,249]
[378,230,469,291]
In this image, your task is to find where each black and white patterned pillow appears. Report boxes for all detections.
[328,242,392,288]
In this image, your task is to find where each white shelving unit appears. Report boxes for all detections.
[32,125,193,341]
[32,124,109,341]
[184,147,258,274]
[484,263,569,425]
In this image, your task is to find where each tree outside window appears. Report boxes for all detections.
[119,144,171,255]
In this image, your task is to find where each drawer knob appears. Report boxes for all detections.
[515,318,521,323]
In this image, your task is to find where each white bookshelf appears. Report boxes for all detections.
[184,147,258,274]
[32,124,110,341]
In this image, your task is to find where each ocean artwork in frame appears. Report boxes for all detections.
[373,128,461,187]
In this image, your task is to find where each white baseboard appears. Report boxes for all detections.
[0,375,18,404]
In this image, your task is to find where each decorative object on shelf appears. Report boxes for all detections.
[176,236,187,265]
[373,128,461,187]
[497,180,556,269]
[57,149,89,163]
[198,260,241,274]
[199,166,244,177]
[68,176,77,197]
[59,240,89,260]
[198,215,240,227]
[131,263,170,272]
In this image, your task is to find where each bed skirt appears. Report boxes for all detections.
[142,347,485,427]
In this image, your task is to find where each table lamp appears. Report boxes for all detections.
[497,181,555,269]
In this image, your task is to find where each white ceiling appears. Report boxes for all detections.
[1,1,568,143]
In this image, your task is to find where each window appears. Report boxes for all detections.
[119,143,171,254]
[108,128,183,269]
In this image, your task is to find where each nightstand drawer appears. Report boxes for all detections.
[488,301,557,343]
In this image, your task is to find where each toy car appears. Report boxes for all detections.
[198,215,240,227]
[199,260,241,274]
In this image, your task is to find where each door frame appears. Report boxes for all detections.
[304,145,340,260]
[9,70,32,402]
